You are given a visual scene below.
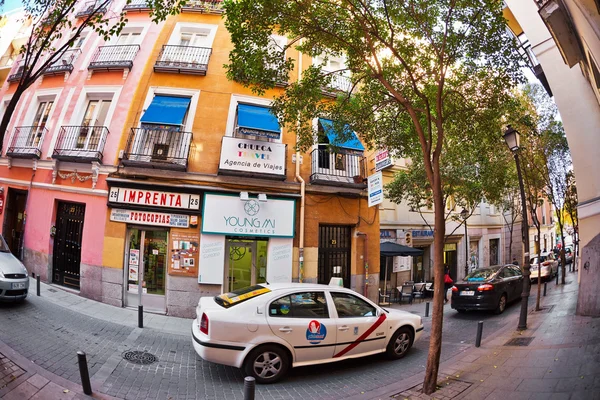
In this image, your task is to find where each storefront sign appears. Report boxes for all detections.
[110,209,190,228]
[109,187,200,210]
[375,150,393,171]
[219,137,286,176]
[367,172,383,207]
[202,193,295,238]
[169,229,199,277]
[412,230,434,238]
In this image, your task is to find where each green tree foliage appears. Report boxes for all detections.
[0,0,184,151]
[223,0,523,393]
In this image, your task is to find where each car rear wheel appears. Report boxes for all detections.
[494,294,507,315]
[244,345,289,384]
[386,327,414,360]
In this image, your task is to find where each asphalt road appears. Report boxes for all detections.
[0,291,525,399]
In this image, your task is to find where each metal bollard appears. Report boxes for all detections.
[243,376,255,400]
[425,302,430,318]
[543,282,547,297]
[556,269,559,285]
[138,305,143,328]
[77,351,93,395]
[475,321,484,347]
[36,275,40,296]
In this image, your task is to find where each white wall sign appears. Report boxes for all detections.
[266,238,293,283]
[219,137,286,176]
[368,171,383,207]
[393,256,412,273]
[198,234,225,284]
[110,209,190,228]
[202,193,296,237]
[109,187,200,210]
[375,150,393,171]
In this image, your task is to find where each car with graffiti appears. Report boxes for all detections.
[191,283,424,383]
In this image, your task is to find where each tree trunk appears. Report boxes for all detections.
[558,218,567,284]
[535,225,541,311]
[507,219,514,263]
[422,173,446,395]
[0,91,24,152]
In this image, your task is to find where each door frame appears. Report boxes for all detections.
[224,238,257,293]
[2,188,28,260]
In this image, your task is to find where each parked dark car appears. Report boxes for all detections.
[451,264,523,314]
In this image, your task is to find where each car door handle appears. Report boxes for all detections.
[278,327,293,333]
[338,325,349,331]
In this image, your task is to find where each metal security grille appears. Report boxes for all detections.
[53,202,85,289]
[318,225,351,287]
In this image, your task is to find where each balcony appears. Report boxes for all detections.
[0,55,16,68]
[322,73,353,97]
[6,126,47,159]
[52,125,109,163]
[7,62,25,83]
[182,0,224,14]
[122,127,193,171]
[43,49,81,76]
[123,0,150,11]
[154,45,211,75]
[76,0,108,18]
[218,136,287,180]
[310,148,367,188]
[88,45,140,71]
[538,0,584,68]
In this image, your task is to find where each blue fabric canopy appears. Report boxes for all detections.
[140,96,191,126]
[319,118,365,151]
[237,104,281,138]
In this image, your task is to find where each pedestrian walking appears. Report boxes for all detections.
[443,265,453,304]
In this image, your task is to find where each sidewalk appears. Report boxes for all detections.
[366,274,600,399]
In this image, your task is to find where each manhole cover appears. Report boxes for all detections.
[122,351,158,365]
[505,337,535,346]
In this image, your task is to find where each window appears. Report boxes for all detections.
[28,101,53,146]
[78,99,111,149]
[331,292,376,318]
[269,292,329,318]
[115,32,142,46]
[233,103,280,141]
[168,23,218,49]
[179,32,209,47]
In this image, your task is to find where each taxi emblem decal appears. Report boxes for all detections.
[306,320,327,344]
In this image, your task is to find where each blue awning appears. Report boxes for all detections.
[237,104,281,138]
[140,96,191,126]
[319,118,364,151]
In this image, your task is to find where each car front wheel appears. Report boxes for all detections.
[386,327,414,359]
[244,345,289,384]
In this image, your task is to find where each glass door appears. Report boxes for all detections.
[225,239,268,292]
[125,228,167,312]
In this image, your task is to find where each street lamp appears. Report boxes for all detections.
[503,125,531,331]
[460,208,469,277]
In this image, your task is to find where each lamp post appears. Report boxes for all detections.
[460,208,469,277]
[503,125,531,331]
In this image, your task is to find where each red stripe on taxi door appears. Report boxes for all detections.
[333,313,387,358]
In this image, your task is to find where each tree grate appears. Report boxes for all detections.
[534,305,555,314]
[504,337,535,346]
[122,351,158,365]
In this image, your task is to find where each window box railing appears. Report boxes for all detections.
[6,126,48,159]
[122,127,193,171]
[182,0,224,14]
[123,0,150,11]
[88,45,140,71]
[43,49,81,76]
[7,61,25,82]
[322,73,353,97]
[154,45,212,75]
[76,0,109,18]
[52,125,109,162]
[310,148,367,188]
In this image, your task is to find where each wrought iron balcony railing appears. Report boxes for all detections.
[182,0,224,14]
[154,45,212,75]
[88,45,140,71]
[123,0,150,11]
[6,126,48,159]
[122,127,193,171]
[310,147,367,188]
[52,125,109,162]
[76,0,109,17]
[43,49,81,76]
[7,61,25,82]
[322,73,353,97]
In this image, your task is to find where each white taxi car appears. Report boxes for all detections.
[191,283,424,383]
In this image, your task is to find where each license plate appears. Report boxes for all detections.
[11,282,26,289]
[460,291,474,296]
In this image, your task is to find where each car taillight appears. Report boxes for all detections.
[200,313,209,335]
[451,286,458,292]
[477,284,494,291]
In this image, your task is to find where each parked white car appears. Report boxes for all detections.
[529,252,559,281]
[0,235,29,302]
[191,283,424,383]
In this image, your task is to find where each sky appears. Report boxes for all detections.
[1,0,23,13]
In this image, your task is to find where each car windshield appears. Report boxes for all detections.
[463,267,500,282]
[0,236,10,253]
[214,285,271,308]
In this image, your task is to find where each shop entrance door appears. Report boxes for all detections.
[2,189,27,259]
[225,239,268,292]
[53,202,85,289]
[125,228,167,313]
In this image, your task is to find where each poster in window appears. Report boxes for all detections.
[168,228,199,277]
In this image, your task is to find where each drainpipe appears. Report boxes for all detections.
[295,41,305,283]
[357,232,368,297]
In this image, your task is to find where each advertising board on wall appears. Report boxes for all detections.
[367,171,383,207]
[110,209,190,228]
[219,137,286,176]
[375,150,393,171]
[109,187,200,211]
